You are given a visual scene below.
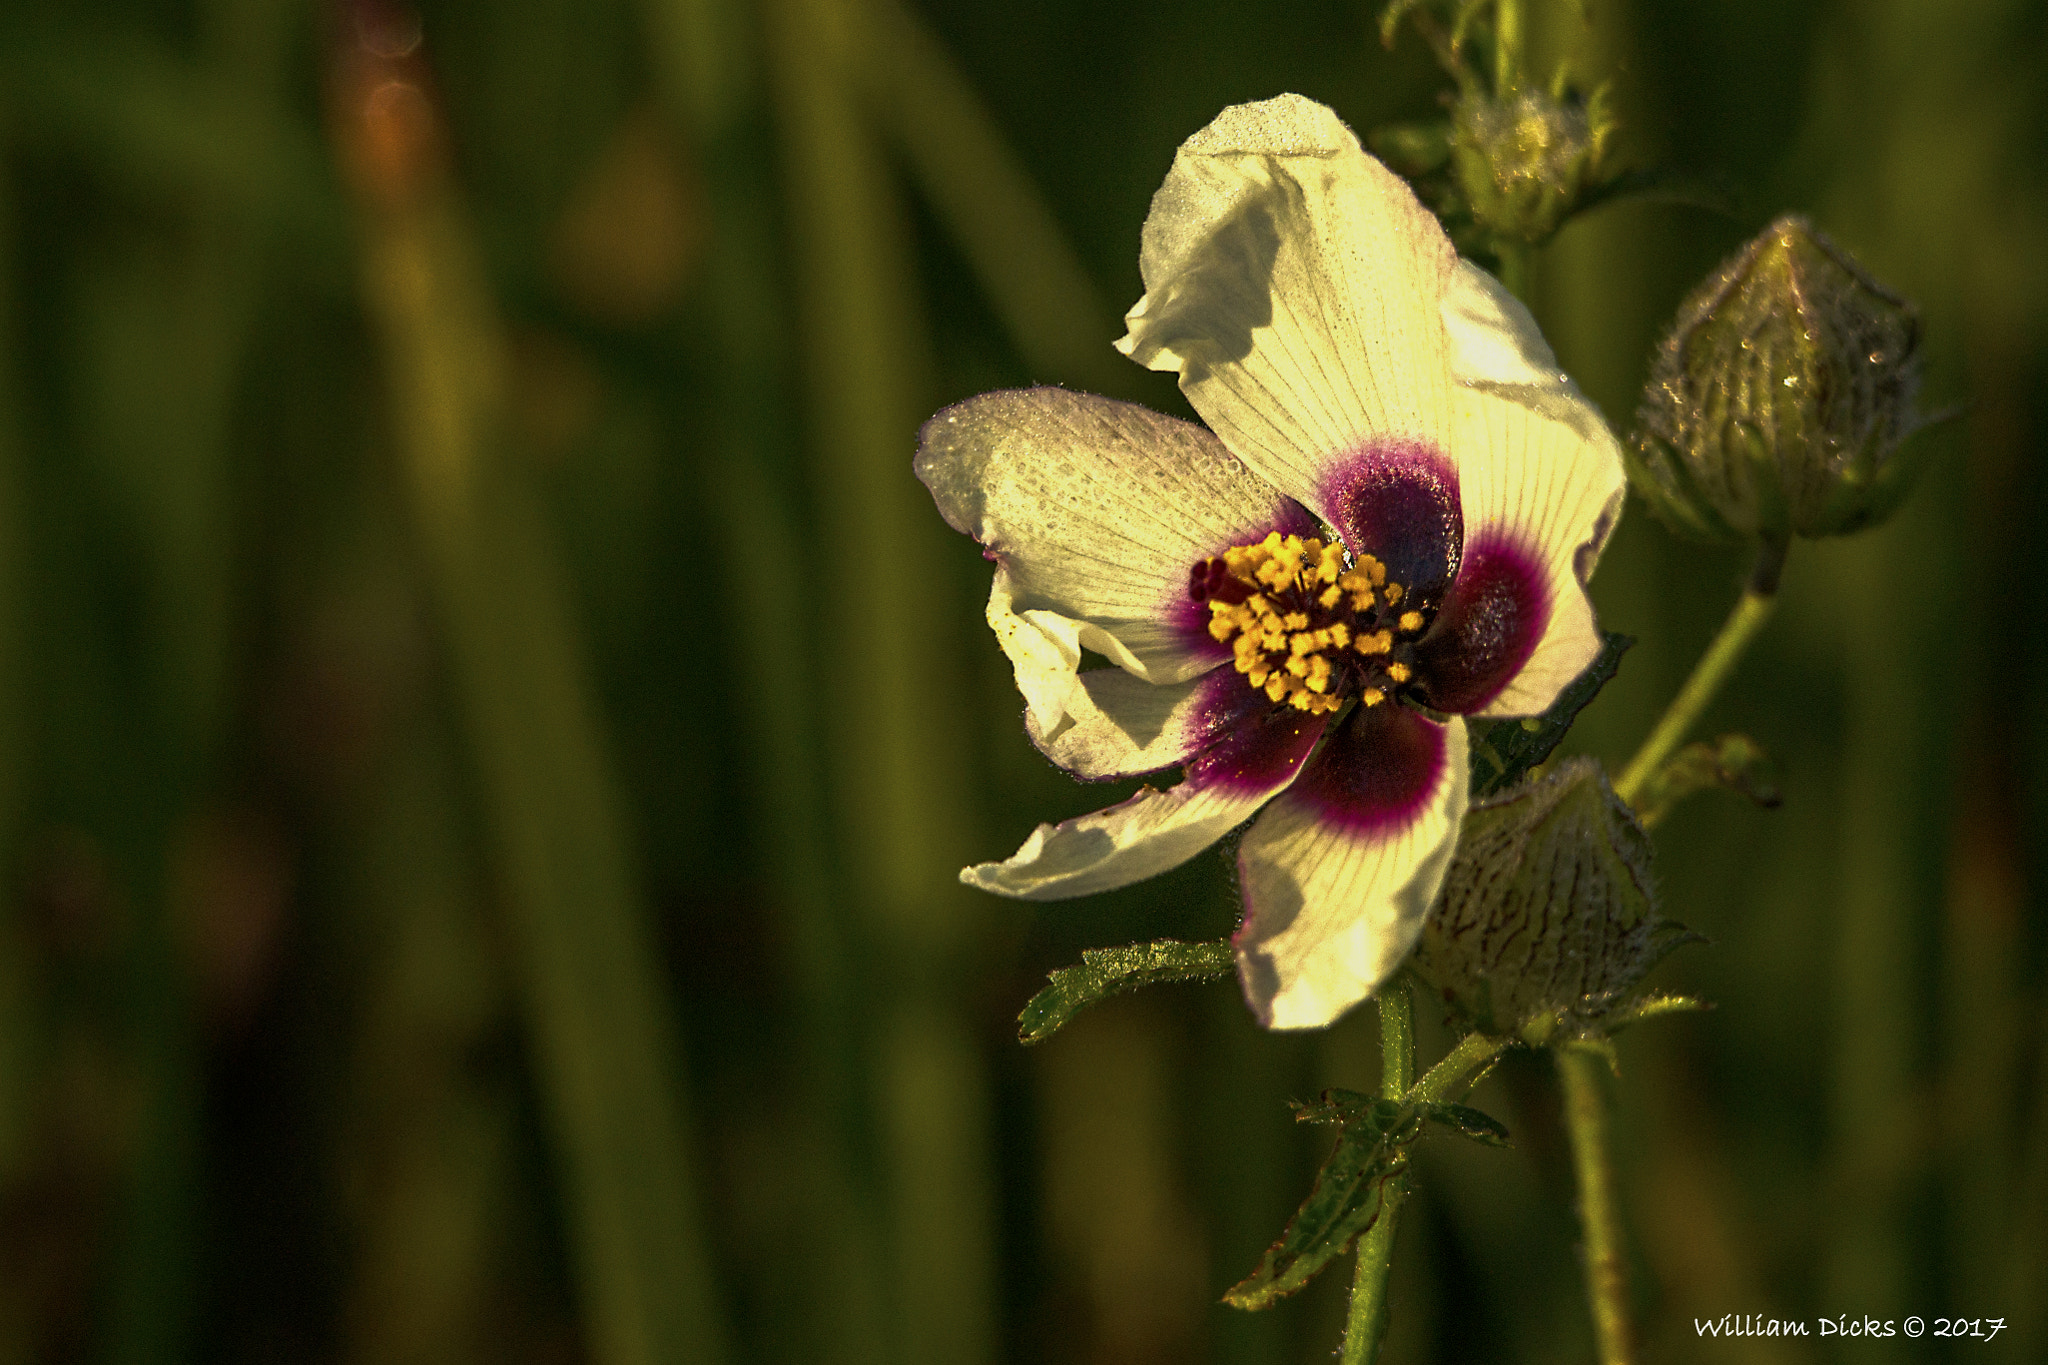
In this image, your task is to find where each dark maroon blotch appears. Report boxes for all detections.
[1283,702,1448,836]
[1412,535,1550,714]
[1319,440,1462,605]
[1186,701,1328,797]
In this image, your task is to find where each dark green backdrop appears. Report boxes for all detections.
[0,1,2042,1362]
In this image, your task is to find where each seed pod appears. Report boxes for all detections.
[1413,758,1697,1044]
[1631,215,1933,543]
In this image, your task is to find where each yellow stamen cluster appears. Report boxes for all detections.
[1195,532,1428,714]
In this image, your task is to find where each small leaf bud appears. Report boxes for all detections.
[1631,215,1934,543]
[1450,83,1620,245]
[1413,758,1699,1045]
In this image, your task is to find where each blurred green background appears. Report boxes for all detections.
[0,0,2043,1362]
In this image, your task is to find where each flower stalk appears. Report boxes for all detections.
[1612,538,1786,807]
[1558,1044,1638,1365]
[1341,981,1417,1365]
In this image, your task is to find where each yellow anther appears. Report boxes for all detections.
[1327,622,1351,649]
[1367,559,1387,586]
[1386,662,1412,683]
[1315,543,1345,584]
[1208,618,1234,642]
[1399,611,1424,634]
[1307,656,1333,692]
[1264,676,1288,702]
[1318,585,1343,609]
[1360,687,1385,707]
[1384,582,1404,605]
[1288,633,1314,656]
[1356,630,1392,656]
[1285,655,1310,678]
[1282,611,1309,630]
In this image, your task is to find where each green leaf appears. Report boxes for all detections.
[1223,1122,1407,1309]
[1469,632,1633,796]
[1602,992,1714,1033]
[1633,732,1782,829]
[1416,1102,1511,1147]
[1016,939,1233,1045]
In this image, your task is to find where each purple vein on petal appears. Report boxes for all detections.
[1317,439,1463,605]
[1412,531,1551,715]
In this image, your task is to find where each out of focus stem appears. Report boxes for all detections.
[1558,1045,1637,1365]
[1341,982,1416,1365]
[1613,538,1787,807]
[1494,0,1523,91]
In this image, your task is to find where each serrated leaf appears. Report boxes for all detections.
[1223,1125,1406,1309]
[1633,733,1782,829]
[1016,939,1233,1045]
[1469,632,1633,796]
[1417,1102,1511,1147]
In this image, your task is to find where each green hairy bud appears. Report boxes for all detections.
[1451,83,1620,245]
[1630,214,1934,543]
[1413,759,1699,1045]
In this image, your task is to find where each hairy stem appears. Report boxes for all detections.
[1558,1046,1638,1365]
[1340,982,1418,1365]
[1613,539,1787,807]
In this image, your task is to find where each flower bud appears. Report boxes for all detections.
[1631,215,1933,542]
[1412,758,1698,1045]
[1451,84,1619,245]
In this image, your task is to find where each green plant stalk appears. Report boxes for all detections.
[350,134,729,1365]
[1494,0,1523,92]
[1339,1001,1508,1364]
[1558,1046,1638,1365]
[1341,981,1416,1365]
[1612,540,1787,807]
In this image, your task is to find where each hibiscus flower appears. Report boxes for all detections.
[915,95,1625,1029]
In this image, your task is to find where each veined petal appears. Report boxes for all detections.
[1115,94,1459,536]
[1414,265,1626,717]
[1234,705,1468,1029]
[1027,665,1269,781]
[920,387,1315,685]
[964,704,1326,901]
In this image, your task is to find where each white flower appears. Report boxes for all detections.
[916,95,1625,1029]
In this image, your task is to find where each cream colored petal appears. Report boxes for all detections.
[1439,263,1626,718]
[1115,94,1458,528]
[1027,666,1260,780]
[1235,708,1467,1030]
[920,387,1312,686]
[964,707,1328,900]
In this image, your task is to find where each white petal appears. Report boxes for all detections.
[919,387,1311,687]
[1026,664,1260,780]
[1235,708,1468,1030]
[963,707,1328,900]
[1440,264,1626,718]
[1115,94,1458,529]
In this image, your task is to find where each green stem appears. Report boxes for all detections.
[1612,540,1786,807]
[1558,1046,1637,1365]
[1340,982,1417,1365]
[1411,1029,1506,1104]
[1493,0,1523,93]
